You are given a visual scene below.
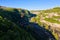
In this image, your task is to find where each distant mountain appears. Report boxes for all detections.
[0,6,56,40]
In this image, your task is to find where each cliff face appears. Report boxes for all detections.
[0,6,55,40]
[30,7,60,40]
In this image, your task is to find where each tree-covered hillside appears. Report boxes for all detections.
[0,6,56,40]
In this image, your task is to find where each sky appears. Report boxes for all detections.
[0,0,60,10]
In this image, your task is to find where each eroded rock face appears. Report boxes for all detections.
[0,6,56,40]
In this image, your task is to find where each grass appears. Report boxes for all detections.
[53,16,60,19]
[3,8,14,11]
[44,18,60,24]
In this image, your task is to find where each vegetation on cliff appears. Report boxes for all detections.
[0,6,56,40]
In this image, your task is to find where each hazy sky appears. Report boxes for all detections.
[0,0,60,10]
